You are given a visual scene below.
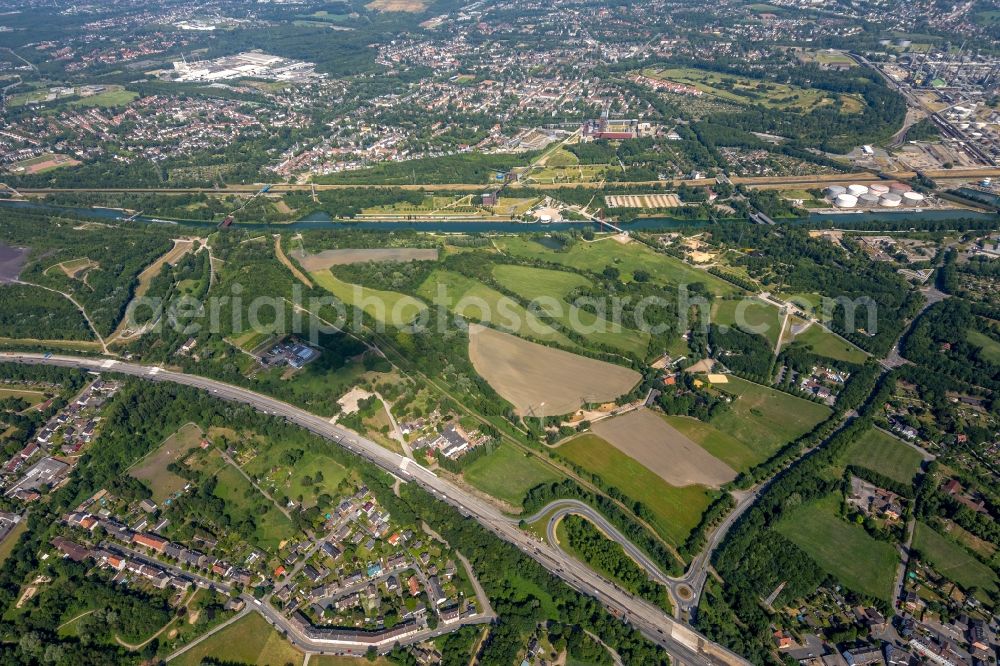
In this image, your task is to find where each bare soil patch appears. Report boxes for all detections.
[468,324,640,417]
[291,247,438,271]
[0,245,29,283]
[590,408,736,488]
[365,0,427,11]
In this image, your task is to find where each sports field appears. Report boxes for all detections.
[709,376,830,463]
[793,324,869,364]
[913,522,998,595]
[590,409,736,488]
[173,612,304,666]
[497,237,736,296]
[467,324,640,417]
[492,264,651,356]
[712,299,783,347]
[838,427,925,486]
[775,493,898,602]
[557,433,714,545]
[420,270,571,344]
[128,423,204,502]
[461,443,562,507]
[312,269,426,326]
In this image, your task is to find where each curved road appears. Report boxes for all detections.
[2,352,749,666]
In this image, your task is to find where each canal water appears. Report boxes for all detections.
[1,199,996,233]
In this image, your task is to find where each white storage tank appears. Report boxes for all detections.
[880,193,902,207]
[847,184,869,196]
[869,183,890,195]
[834,193,858,208]
[902,191,925,204]
[859,193,881,207]
[826,185,847,198]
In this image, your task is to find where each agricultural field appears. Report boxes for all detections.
[68,88,138,108]
[128,423,205,503]
[172,612,304,666]
[913,522,999,595]
[641,66,860,114]
[312,269,426,326]
[293,247,438,271]
[461,443,563,507]
[836,427,926,486]
[775,493,898,602]
[365,0,426,12]
[663,415,759,473]
[492,264,651,357]
[712,299,784,348]
[791,324,869,364]
[419,270,571,344]
[557,433,715,545]
[498,236,736,296]
[467,324,640,417]
[709,377,831,463]
[590,409,736,488]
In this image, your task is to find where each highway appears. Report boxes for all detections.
[2,352,750,666]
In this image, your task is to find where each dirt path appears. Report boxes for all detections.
[274,235,313,288]
[57,608,96,631]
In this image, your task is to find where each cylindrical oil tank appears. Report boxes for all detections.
[847,184,869,196]
[902,191,925,204]
[834,193,858,208]
[880,193,902,207]
[859,193,881,207]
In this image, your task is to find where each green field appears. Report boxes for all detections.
[0,387,47,406]
[642,66,858,114]
[461,444,563,507]
[775,493,898,602]
[712,299,783,347]
[244,446,350,510]
[69,89,138,108]
[838,427,925,486]
[793,324,869,364]
[418,269,572,345]
[0,520,27,566]
[312,269,426,326]
[709,376,831,464]
[913,522,998,595]
[128,423,205,502]
[557,433,714,545]
[664,415,759,473]
[545,148,580,167]
[492,264,650,356]
[967,328,1000,364]
[497,237,736,297]
[173,612,304,666]
[212,464,297,550]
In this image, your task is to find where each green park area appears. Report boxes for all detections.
[212,463,297,551]
[792,324,869,364]
[775,493,898,603]
[712,299,783,348]
[556,433,714,545]
[128,423,206,502]
[967,328,1000,364]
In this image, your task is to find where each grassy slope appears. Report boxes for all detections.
[172,612,303,666]
[311,269,426,326]
[794,325,870,364]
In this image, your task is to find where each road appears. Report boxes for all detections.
[2,352,750,666]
